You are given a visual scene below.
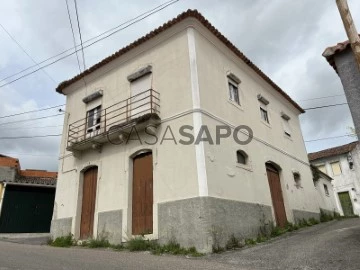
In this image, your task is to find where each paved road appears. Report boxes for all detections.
[0,218,359,270]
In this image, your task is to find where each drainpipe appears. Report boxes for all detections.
[0,182,7,217]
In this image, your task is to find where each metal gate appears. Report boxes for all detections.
[0,185,55,233]
[338,191,354,216]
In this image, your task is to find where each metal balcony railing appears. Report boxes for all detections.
[67,89,160,148]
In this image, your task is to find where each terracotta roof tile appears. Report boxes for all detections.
[322,35,360,73]
[0,155,20,168]
[56,9,304,113]
[308,141,358,161]
[20,169,57,179]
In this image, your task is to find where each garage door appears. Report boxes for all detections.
[0,185,55,233]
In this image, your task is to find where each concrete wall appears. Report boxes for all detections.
[312,144,360,216]
[193,21,320,223]
[334,48,360,138]
[0,166,16,182]
[314,176,338,214]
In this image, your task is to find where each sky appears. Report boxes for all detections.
[0,0,359,171]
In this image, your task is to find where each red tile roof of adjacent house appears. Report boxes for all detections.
[56,9,304,113]
[20,169,57,179]
[322,35,360,73]
[0,155,20,169]
[308,141,358,161]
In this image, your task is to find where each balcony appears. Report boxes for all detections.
[67,89,160,152]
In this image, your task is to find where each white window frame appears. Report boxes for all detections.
[260,106,270,124]
[86,105,102,138]
[228,79,240,105]
[283,118,291,137]
[330,161,342,176]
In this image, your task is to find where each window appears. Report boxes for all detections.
[331,162,342,176]
[228,79,240,105]
[324,184,329,196]
[293,172,301,188]
[283,118,291,137]
[317,165,326,174]
[236,150,248,165]
[87,106,101,134]
[260,107,269,124]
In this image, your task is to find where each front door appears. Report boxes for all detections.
[266,164,287,227]
[338,191,354,216]
[80,167,98,239]
[132,152,153,235]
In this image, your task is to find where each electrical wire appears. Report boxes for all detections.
[303,103,348,110]
[0,113,64,126]
[298,93,345,102]
[0,134,61,139]
[0,0,179,87]
[0,23,57,84]
[0,104,64,119]
[73,0,86,71]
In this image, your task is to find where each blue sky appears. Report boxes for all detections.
[0,0,359,170]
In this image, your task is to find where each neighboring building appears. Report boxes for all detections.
[309,141,360,216]
[311,165,338,215]
[323,37,360,137]
[52,10,320,252]
[0,154,57,233]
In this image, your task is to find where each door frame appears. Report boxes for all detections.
[265,161,289,227]
[127,148,155,238]
[75,164,100,240]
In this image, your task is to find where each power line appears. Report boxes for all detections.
[0,152,58,157]
[0,134,61,139]
[0,113,64,126]
[0,104,65,119]
[304,134,356,143]
[0,0,179,88]
[298,93,345,102]
[73,0,86,71]
[64,0,82,75]
[1,125,63,130]
[0,23,57,84]
[303,102,348,110]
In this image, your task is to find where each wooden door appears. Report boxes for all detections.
[80,167,98,239]
[338,191,354,216]
[266,164,287,227]
[132,152,153,235]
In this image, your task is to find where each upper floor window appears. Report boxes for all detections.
[228,79,240,105]
[281,112,291,137]
[323,184,329,196]
[87,105,101,134]
[317,165,326,174]
[236,150,248,165]
[260,107,269,124]
[330,161,342,176]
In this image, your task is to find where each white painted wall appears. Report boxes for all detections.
[311,144,360,216]
[314,176,338,213]
[192,20,320,222]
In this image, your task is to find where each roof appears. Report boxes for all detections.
[0,155,20,169]
[56,9,305,113]
[310,164,332,182]
[20,169,57,179]
[308,141,358,161]
[322,35,360,73]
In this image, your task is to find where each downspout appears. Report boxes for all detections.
[0,182,7,217]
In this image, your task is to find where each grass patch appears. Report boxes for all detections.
[48,234,74,247]
[225,234,243,250]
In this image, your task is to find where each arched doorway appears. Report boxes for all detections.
[132,151,153,235]
[266,163,287,227]
[80,166,98,239]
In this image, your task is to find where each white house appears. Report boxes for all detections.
[309,141,360,216]
[311,165,338,216]
[51,10,321,252]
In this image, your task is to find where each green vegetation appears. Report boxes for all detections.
[48,234,74,247]
[225,234,243,250]
[49,235,202,257]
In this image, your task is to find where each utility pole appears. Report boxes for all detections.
[336,0,360,71]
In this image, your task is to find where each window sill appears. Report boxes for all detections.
[236,163,253,172]
[284,134,293,141]
[261,120,271,128]
[228,100,244,111]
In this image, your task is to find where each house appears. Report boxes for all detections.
[308,141,360,216]
[51,10,321,252]
[311,165,338,216]
[323,37,360,137]
[0,154,57,233]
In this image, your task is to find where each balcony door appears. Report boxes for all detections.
[130,74,151,120]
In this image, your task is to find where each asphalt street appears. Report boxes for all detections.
[0,218,359,270]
